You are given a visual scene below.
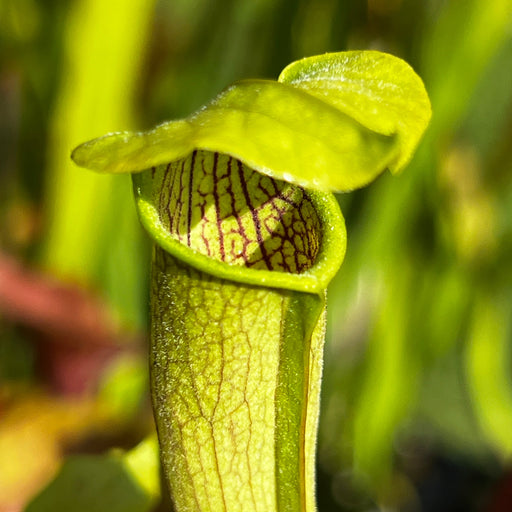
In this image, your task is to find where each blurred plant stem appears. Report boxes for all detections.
[466,293,512,459]
[40,0,156,329]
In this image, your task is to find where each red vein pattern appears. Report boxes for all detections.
[154,150,321,274]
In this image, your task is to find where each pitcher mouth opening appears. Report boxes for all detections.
[152,150,322,275]
[133,150,345,293]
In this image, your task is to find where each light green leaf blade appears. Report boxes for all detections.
[279,50,432,173]
[189,79,398,191]
[72,79,399,192]
[25,438,159,512]
[466,295,512,458]
[71,120,194,175]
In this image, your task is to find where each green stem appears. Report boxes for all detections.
[151,250,325,511]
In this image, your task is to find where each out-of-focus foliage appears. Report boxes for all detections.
[1,0,512,511]
[25,437,159,512]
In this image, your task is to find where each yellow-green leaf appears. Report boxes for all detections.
[279,51,432,173]
[72,79,397,192]
[72,51,431,193]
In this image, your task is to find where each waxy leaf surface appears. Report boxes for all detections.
[151,250,325,512]
[72,51,431,193]
[72,79,396,192]
[279,51,432,173]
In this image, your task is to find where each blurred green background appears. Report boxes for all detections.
[1,0,512,510]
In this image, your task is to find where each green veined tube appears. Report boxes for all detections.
[72,51,431,512]
[141,150,345,511]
